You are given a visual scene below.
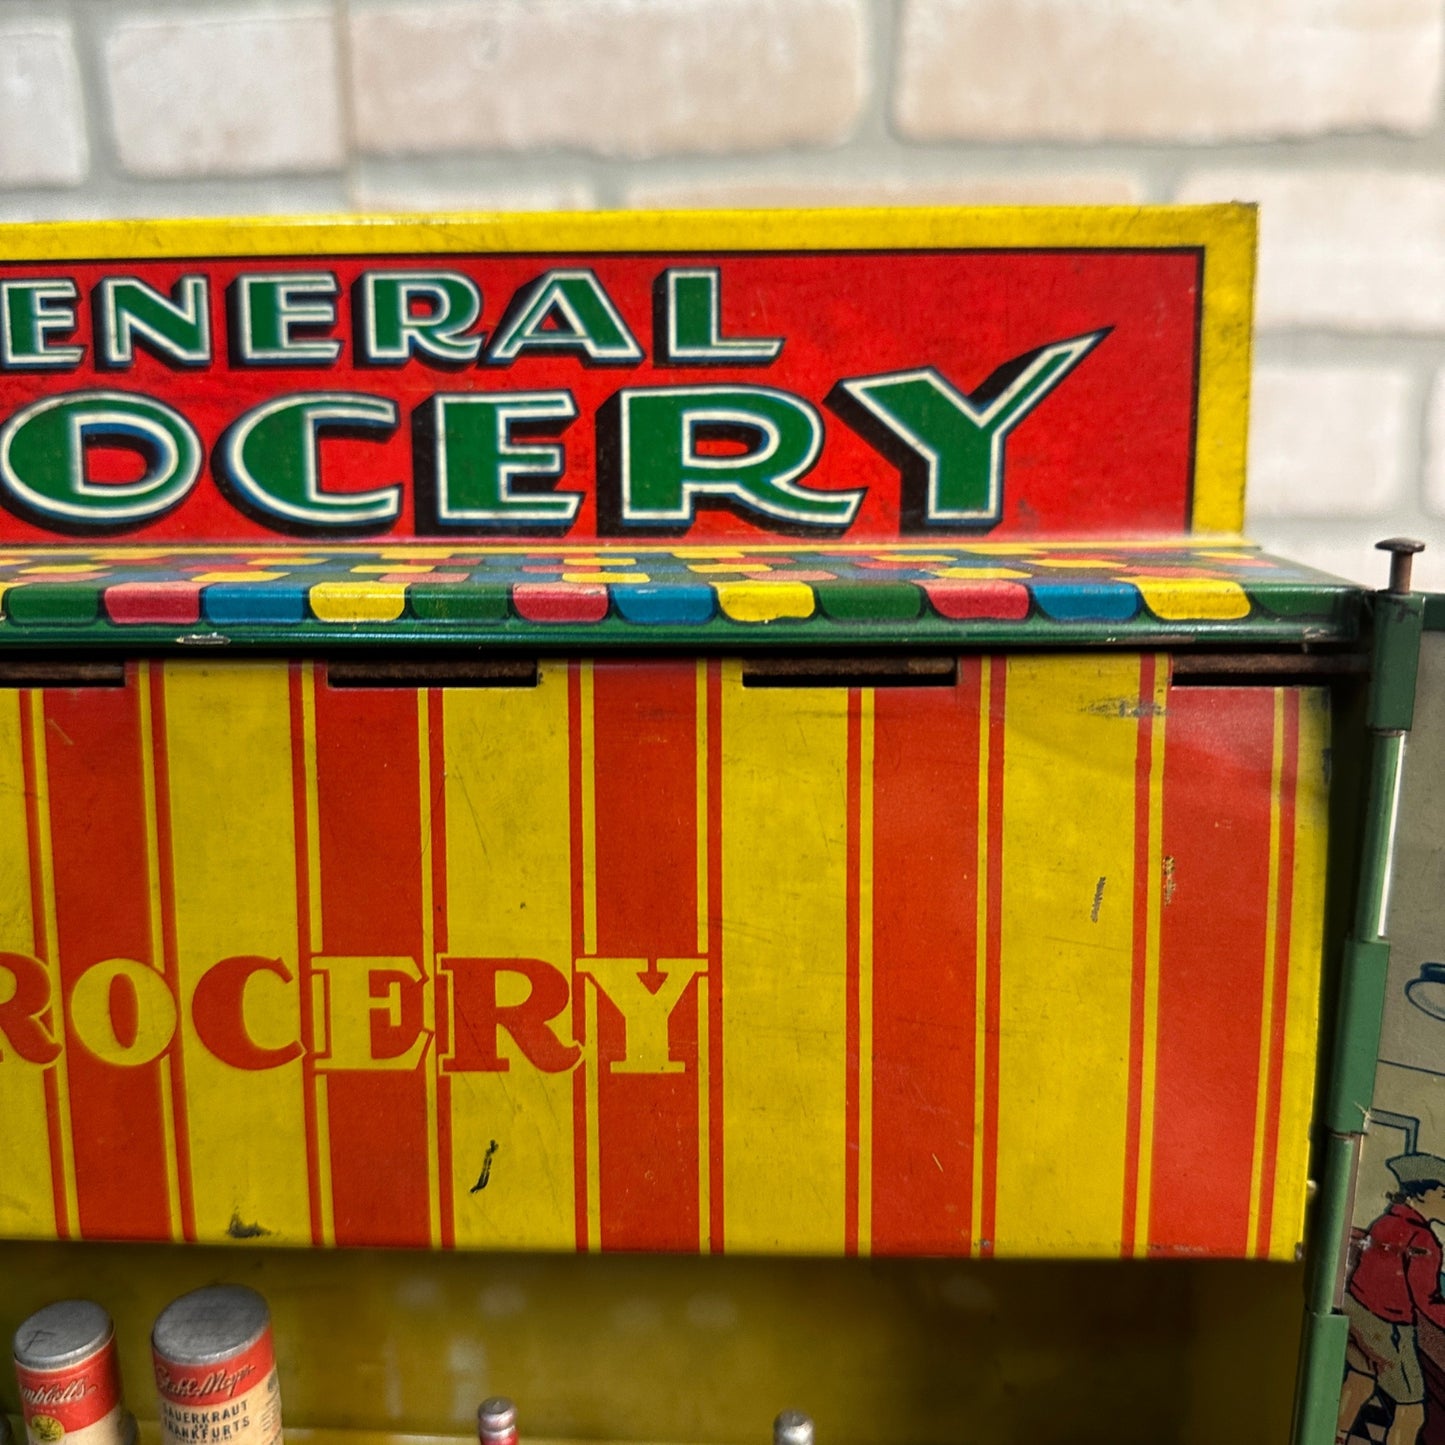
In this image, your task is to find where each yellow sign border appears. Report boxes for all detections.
[0,204,1255,535]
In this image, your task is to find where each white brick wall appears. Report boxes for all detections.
[1178,170,1445,333]
[0,21,87,187]
[0,0,1441,584]
[1248,366,1410,518]
[896,0,1445,142]
[106,9,344,178]
[348,0,868,159]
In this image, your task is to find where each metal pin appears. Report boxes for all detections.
[478,1397,518,1445]
[774,1410,815,1445]
[1376,537,1426,595]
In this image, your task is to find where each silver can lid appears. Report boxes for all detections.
[478,1397,517,1440]
[153,1286,270,1365]
[774,1411,814,1445]
[13,1300,114,1370]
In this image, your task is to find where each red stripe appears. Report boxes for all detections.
[288,665,325,1247]
[591,662,701,1252]
[1255,691,1300,1257]
[311,676,431,1248]
[1121,655,1158,1254]
[43,678,173,1240]
[429,691,454,1250]
[707,662,725,1253]
[980,657,1006,1257]
[147,665,196,1242]
[568,662,589,1253]
[844,691,862,1257]
[868,662,982,1256]
[1150,688,1275,1255]
[20,693,71,1240]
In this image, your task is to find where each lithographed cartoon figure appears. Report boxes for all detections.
[1339,1153,1445,1445]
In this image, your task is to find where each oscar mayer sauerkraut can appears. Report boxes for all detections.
[13,1300,136,1445]
[151,1287,281,1445]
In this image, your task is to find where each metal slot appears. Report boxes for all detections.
[0,660,127,689]
[324,658,540,689]
[742,655,957,688]
[1170,651,1368,688]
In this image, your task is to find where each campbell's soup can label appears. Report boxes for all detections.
[151,1287,281,1445]
[13,1301,133,1445]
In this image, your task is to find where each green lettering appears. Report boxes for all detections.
[616,384,852,528]
[98,276,210,367]
[660,268,782,365]
[217,393,398,529]
[0,391,200,529]
[830,332,1106,525]
[0,279,83,369]
[488,270,641,365]
[422,392,579,528]
[361,271,483,365]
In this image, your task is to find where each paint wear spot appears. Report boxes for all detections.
[1086,697,1167,719]
[1090,877,1106,922]
[226,1210,270,1239]
[1162,855,1177,905]
[470,1138,499,1193]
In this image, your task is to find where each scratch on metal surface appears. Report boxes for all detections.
[1090,876,1106,922]
[1162,855,1177,906]
[1085,698,1167,719]
[470,1138,499,1193]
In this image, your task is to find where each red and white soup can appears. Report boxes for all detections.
[13,1300,136,1445]
[151,1287,282,1445]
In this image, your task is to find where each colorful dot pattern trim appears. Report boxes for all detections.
[0,542,1363,648]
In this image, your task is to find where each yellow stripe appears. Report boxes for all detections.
[27,691,79,1236]
[995,657,1140,1256]
[971,661,991,1256]
[721,663,849,1252]
[584,1030,602,1254]
[0,690,56,1237]
[417,689,442,1252]
[300,665,324,953]
[1270,688,1330,1260]
[1131,660,1169,1258]
[857,690,875,1258]
[137,663,185,1240]
[697,974,711,1254]
[695,662,711,1254]
[297,663,334,1248]
[442,663,576,1249]
[1248,692,1288,1254]
[577,661,601,1252]
[162,662,311,1244]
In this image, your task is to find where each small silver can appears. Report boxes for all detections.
[477,1397,518,1445]
[13,1300,136,1445]
[151,1287,281,1445]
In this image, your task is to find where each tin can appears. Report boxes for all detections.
[477,1397,517,1445]
[12,1300,136,1445]
[151,1287,281,1445]
[773,1412,814,1445]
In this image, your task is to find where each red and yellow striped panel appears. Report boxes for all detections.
[0,657,1327,1259]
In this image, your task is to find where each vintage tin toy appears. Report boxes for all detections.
[0,204,1417,1445]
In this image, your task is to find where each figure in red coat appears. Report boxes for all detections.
[1339,1153,1445,1445]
